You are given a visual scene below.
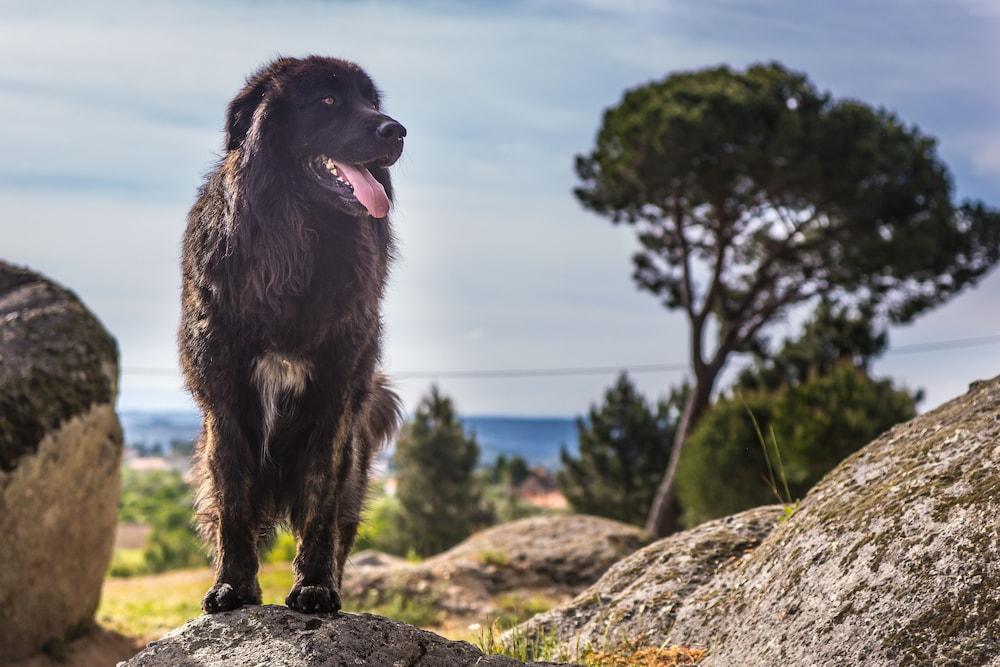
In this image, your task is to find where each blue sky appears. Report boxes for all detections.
[2,0,999,415]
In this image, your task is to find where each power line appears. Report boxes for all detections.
[880,333,1000,355]
[120,331,1000,381]
[393,362,690,380]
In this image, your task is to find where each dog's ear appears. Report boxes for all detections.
[225,76,271,152]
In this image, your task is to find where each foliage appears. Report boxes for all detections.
[115,469,208,575]
[676,364,917,528]
[490,454,530,485]
[353,486,410,556]
[392,386,481,557]
[99,563,438,639]
[576,61,1000,329]
[351,589,441,627]
[490,592,554,630]
[478,549,510,567]
[477,623,705,666]
[264,529,297,563]
[118,469,188,524]
[574,61,1000,534]
[736,299,891,392]
[108,548,147,577]
[477,470,545,525]
[558,373,683,526]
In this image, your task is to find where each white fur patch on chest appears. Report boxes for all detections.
[253,352,313,463]
[252,352,313,398]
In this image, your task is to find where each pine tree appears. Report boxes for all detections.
[558,374,683,526]
[392,386,480,557]
[575,62,1000,535]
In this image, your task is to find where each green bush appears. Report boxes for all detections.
[676,363,916,528]
[264,529,298,563]
[114,469,208,575]
[354,489,409,556]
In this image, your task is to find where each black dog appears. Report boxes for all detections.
[179,56,404,614]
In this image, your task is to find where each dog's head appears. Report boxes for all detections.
[226,56,405,219]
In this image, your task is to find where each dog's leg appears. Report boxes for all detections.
[286,411,355,614]
[334,460,366,589]
[196,410,265,613]
[335,377,401,586]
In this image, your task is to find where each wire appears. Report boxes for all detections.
[120,331,1000,381]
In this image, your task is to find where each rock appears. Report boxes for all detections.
[433,514,650,589]
[523,376,1000,666]
[342,515,650,622]
[514,506,784,652]
[121,605,568,666]
[0,261,123,663]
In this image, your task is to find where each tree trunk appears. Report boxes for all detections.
[644,377,715,536]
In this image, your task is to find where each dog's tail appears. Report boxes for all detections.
[366,371,403,451]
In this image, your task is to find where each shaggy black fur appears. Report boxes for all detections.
[179,56,404,614]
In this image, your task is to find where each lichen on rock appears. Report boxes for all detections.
[513,505,783,652]
[517,376,1000,666]
[0,260,123,663]
[0,261,119,472]
[343,514,650,624]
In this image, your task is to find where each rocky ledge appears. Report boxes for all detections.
[120,605,566,667]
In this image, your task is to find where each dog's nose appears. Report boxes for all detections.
[376,120,406,141]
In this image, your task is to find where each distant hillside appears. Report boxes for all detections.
[119,411,578,469]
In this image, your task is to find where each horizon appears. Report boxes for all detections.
[2,0,999,416]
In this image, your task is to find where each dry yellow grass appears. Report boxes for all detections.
[585,646,708,666]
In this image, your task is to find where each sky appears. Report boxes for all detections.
[1,0,999,416]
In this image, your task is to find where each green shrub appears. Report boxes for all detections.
[676,363,916,528]
[108,548,147,577]
[264,529,297,563]
[354,488,409,556]
[113,469,208,574]
[348,589,441,627]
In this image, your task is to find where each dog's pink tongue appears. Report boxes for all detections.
[335,162,390,218]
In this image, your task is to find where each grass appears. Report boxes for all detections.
[741,395,799,519]
[474,623,706,666]
[98,563,442,640]
[478,548,510,567]
[108,548,148,577]
[474,622,562,662]
[352,589,441,627]
[492,592,554,629]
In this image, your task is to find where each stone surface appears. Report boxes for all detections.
[0,261,123,663]
[523,376,1000,666]
[121,605,565,666]
[342,515,650,621]
[514,506,783,651]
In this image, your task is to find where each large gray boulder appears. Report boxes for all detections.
[121,605,566,666]
[514,505,784,651]
[522,376,1000,665]
[342,515,650,621]
[0,261,123,663]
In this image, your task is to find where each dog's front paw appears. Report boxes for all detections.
[286,583,341,614]
[202,580,262,613]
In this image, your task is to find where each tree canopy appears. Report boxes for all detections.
[574,61,1000,535]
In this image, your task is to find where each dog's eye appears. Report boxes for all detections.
[321,96,336,106]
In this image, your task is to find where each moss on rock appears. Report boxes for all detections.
[0,261,118,472]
